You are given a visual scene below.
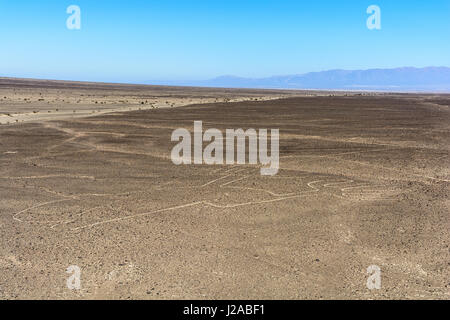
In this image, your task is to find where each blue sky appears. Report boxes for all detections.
[1,0,449,82]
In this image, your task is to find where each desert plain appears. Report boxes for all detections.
[0,78,449,299]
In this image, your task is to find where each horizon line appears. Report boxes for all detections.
[2,64,450,94]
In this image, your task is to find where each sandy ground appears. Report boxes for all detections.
[0,78,306,125]
[0,78,449,299]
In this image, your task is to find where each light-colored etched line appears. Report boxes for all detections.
[306,180,323,191]
[69,178,325,230]
[207,179,324,208]
[225,186,297,197]
[210,167,226,174]
[50,206,102,229]
[280,148,387,159]
[223,166,241,173]
[323,180,354,187]
[220,175,250,187]
[71,201,203,231]
[12,199,72,222]
[341,185,373,191]
[200,174,233,187]
[203,192,313,209]
[0,174,95,180]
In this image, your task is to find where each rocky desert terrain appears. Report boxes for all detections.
[0,78,448,299]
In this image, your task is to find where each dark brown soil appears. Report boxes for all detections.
[0,81,449,299]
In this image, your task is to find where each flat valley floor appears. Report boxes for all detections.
[0,79,449,299]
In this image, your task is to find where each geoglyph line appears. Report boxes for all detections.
[12,199,72,222]
[71,201,203,231]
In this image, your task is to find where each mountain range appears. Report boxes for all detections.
[148,67,450,92]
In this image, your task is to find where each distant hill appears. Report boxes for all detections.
[149,67,450,92]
